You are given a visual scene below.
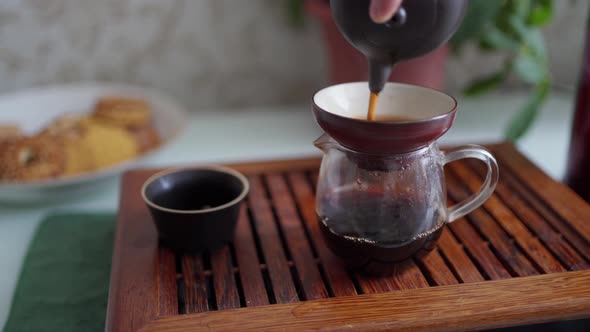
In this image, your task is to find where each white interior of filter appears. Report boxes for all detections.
[313,82,456,120]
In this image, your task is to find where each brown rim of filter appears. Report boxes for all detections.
[311,82,458,125]
[141,165,250,215]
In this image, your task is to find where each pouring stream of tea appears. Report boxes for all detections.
[367,92,379,121]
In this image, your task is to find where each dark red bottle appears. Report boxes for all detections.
[565,13,590,201]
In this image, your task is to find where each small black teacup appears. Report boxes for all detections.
[141,166,249,253]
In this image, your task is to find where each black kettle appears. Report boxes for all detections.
[330,0,468,93]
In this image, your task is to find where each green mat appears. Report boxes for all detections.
[3,213,115,332]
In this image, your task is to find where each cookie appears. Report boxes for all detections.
[39,113,86,140]
[92,96,152,128]
[63,139,95,176]
[0,124,23,142]
[0,136,65,181]
[78,119,139,170]
[36,114,91,176]
[130,125,161,153]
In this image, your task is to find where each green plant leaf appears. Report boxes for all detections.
[508,16,547,57]
[508,14,530,39]
[496,1,517,36]
[479,26,520,51]
[528,0,553,26]
[450,0,503,50]
[505,80,550,141]
[511,0,532,20]
[286,0,305,27]
[463,71,507,96]
[526,29,547,58]
[454,0,555,140]
[514,51,546,83]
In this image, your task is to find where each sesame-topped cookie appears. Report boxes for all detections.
[39,113,86,140]
[0,124,23,142]
[0,136,66,181]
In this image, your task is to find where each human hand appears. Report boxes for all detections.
[369,0,403,23]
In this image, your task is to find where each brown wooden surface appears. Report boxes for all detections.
[158,248,178,316]
[139,271,590,332]
[436,229,485,283]
[491,144,590,241]
[287,172,357,297]
[446,172,541,277]
[445,208,512,280]
[181,255,208,313]
[105,173,177,332]
[106,143,590,332]
[467,159,590,271]
[265,173,329,300]
[210,245,240,310]
[232,206,269,307]
[450,162,567,274]
[247,175,299,304]
[417,249,459,286]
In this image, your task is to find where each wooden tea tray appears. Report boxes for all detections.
[106,143,590,331]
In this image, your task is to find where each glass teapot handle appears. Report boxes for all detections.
[443,145,499,223]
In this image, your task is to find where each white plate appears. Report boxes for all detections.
[0,82,188,202]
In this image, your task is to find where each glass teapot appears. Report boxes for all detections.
[312,82,499,275]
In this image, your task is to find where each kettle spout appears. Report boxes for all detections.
[314,133,336,153]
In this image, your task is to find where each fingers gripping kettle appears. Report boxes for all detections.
[330,0,468,94]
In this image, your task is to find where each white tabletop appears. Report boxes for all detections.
[0,91,575,328]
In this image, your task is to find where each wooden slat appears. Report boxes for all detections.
[467,160,590,271]
[447,215,511,280]
[225,158,321,176]
[181,256,208,313]
[141,270,590,332]
[265,174,329,300]
[483,157,590,263]
[445,170,540,277]
[105,172,175,332]
[490,143,590,242]
[247,175,299,304]
[436,228,485,283]
[393,260,431,289]
[287,172,357,297]
[450,162,567,274]
[417,250,459,286]
[354,262,431,292]
[354,262,430,293]
[158,249,179,316]
[210,246,240,310]
[309,171,319,189]
[355,274,399,293]
[233,206,270,307]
